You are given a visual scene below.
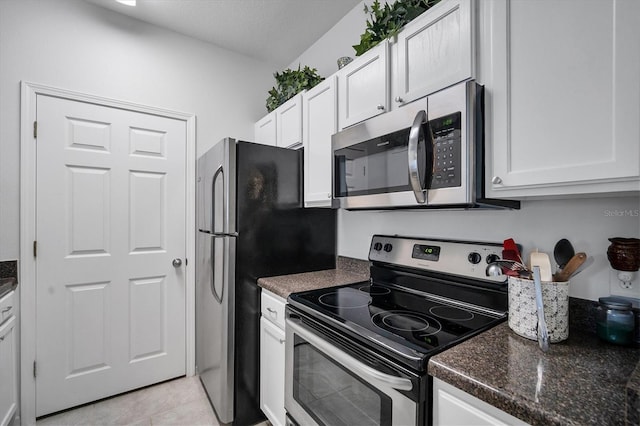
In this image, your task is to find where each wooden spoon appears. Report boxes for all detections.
[553,252,587,282]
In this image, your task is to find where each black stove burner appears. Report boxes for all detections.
[288,278,507,372]
[372,311,442,336]
[318,291,371,309]
[429,305,475,321]
[358,284,391,295]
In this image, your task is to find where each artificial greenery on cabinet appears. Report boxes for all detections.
[266,65,324,112]
[353,0,441,56]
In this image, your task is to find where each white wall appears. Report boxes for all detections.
[0,0,275,261]
[290,1,640,302]
[287,0,385,77]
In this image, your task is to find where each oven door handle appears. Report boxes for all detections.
[408,109,430,204]
[286,317,413,392]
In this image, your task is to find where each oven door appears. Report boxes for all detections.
[285,315,419,426]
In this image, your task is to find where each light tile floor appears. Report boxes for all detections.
[36,376,268,426]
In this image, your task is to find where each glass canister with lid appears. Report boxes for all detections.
[596,296,635,345]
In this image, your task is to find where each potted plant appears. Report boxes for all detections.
[265,65,324,112]
[353,0,441,57]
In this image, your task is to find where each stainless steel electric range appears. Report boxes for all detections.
[284,235,509,426]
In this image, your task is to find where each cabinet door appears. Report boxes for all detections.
[259,317,286,426]
[303,77,337,207]
[481,0,640,197]
[276,94,303,149]
[433,378,528,426]
[394,0,474,107]
[254,112,277,146]
[338,41,389,129]
[0,316,17,426]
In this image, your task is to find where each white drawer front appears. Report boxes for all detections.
[261,290,286,330]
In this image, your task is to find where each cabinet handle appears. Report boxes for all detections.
[492,176,503,185]
[1,306,12,313]
[376,104,385,110]
[279,338,286,344]
[327,193,331,199]
[394,96,403,103]
[267,307,277,314]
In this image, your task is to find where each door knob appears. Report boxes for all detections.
[492,176,503,185]
[376,104,385,110]
[172,258,182,267]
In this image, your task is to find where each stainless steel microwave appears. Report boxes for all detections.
[332,80,519,210]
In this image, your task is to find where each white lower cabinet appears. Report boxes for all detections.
[0,314,18,426]
[260,290,286,426]
[433,378,528,426]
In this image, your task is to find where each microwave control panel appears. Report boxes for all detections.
[431,111,462,189]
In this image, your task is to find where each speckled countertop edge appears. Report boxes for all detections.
[429,322,640,426]
[257,256,370,299]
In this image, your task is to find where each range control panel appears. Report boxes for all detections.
[369,235,506,284]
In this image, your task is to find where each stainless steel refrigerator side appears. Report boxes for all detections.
[195,138,237,424]
[195,232,235,424]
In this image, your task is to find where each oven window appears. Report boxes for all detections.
[293,336,392,426]
[334,127,426,198]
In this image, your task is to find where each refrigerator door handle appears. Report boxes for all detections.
[211,165,224,233]
[210,234,224,304]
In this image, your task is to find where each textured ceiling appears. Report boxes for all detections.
[84,0,362,68]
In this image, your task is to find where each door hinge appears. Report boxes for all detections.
[33,121,38,138]
[33,240,37,258]
[33,360,37,378]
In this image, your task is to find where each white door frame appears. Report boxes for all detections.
[19,81,196,425]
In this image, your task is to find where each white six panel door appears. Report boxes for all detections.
[35,95,186,416]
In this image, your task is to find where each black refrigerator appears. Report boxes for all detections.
[196,138,336,425]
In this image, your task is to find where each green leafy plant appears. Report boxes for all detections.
[353,0,441,57]
[266,65,324,112]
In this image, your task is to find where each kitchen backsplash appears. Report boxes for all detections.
[337,196,640,302]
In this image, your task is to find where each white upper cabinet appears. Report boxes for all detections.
[393,0,474,107]
[338,40,389,130]
[254,111,277,146]
[303,77,337,207]
[276,93,303,149]
[480,0,640,197]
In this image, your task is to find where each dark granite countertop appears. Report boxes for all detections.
[0,277,17,299]
[257,256,370,299]
[429,322,640,425]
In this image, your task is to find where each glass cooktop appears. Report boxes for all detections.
[288,281,506,371]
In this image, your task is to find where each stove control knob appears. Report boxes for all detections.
[383,243,393,253]
[486,254,500,264]
[373,242,383,251]
[468,252,482,264]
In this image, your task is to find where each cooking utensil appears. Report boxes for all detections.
[530,251,553,282]
[487,260,532,278]
[532,266,550,352]
[553,252,587,281]
[503,238,524,264]
[553,238,575,269]
[571,255,594,277]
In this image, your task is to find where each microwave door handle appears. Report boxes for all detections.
[286,317,413,392]
[408,110,429,204]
